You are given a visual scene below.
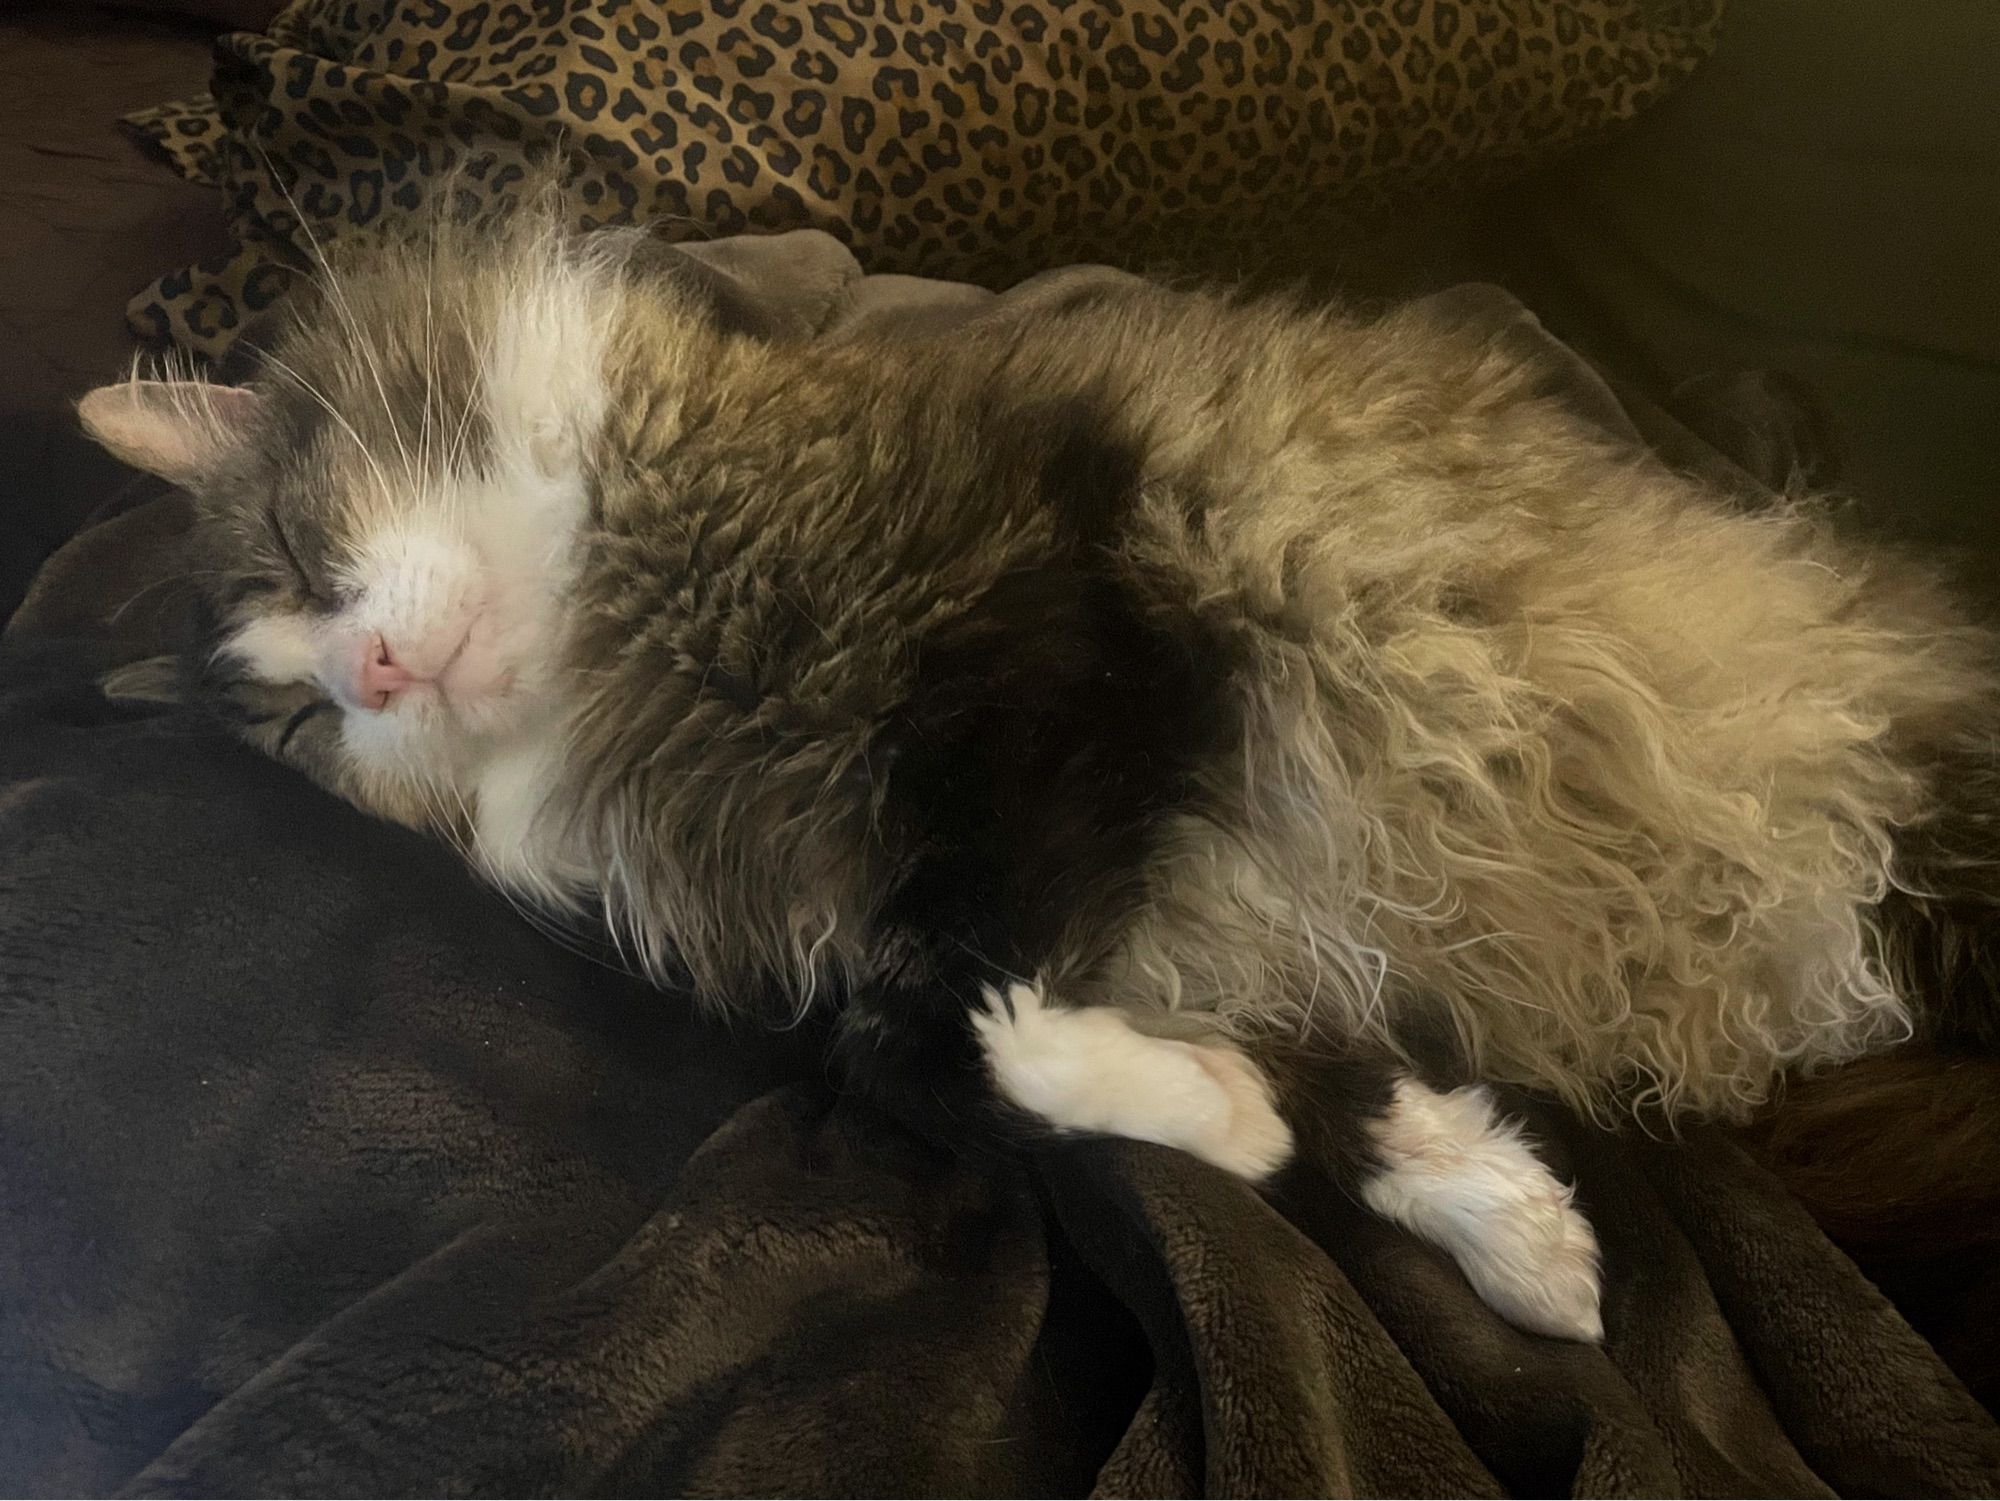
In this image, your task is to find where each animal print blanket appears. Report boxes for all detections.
[117,0,1724,360]
[4,246,1998,1496]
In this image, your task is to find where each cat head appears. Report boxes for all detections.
[78,206,1224,1010]
[77,205,674,834]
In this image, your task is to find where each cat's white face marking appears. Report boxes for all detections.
[466,730,595,908]
[224,611,321,687]
[218,466,588,790]
[214,261,616,817]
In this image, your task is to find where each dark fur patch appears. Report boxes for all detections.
[834,397,1240,1145]
[1020,394,1144,546]
[871,502,1235,989]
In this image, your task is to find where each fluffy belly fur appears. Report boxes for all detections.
[1086,448,1974,1121]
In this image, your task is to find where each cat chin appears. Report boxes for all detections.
[464,727,591,909]
[430,632,522,724]
[330,691,502,806]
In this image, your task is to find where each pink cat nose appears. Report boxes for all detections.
[356,634,418,710]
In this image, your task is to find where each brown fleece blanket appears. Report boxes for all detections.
[4,245,1998,1497]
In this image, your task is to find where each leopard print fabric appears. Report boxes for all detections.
[124,0,1722,359]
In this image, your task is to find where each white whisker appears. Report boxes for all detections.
[252,141,417,488]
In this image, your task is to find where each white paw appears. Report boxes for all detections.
[972,980,1295,1181]
[1431,1175,1604,1343]
[1362,1077,1604,1342]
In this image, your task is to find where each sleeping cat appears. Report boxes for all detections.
[78,201,2000,1346]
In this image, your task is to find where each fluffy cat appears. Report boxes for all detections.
[79,201,2000,1345]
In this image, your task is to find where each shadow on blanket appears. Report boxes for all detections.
[3,262,1999,1497]
[3,642,1998,1497]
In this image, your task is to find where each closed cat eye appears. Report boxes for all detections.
[222,575,282,606]
[274,699,335,756]
[267,510,333,606]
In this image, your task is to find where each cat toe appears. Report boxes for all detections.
[1448,1187,1605,1343]
[1181,1041,1296,1180]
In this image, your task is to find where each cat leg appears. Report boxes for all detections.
[1358,1074,1603,1342]
[973,981,1602,1341]
[970,978,1295,1180]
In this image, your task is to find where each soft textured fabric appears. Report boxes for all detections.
[5,255,1999,1497]
[2,652,1997,1498]
[118,0,1724,358]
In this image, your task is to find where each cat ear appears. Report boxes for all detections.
[98,654,185,706]
[77,379,263,486]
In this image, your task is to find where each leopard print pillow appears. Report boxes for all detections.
[123,0,1722,359]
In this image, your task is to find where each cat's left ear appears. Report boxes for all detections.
[98,654,185,707]
[76,379,263,486]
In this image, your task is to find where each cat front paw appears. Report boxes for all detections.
[972,980,1294,1181]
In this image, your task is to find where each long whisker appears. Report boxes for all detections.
[445,283,498,485]
[251,140,417,489]
[243,338,398,506]
[418,226,438,483]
